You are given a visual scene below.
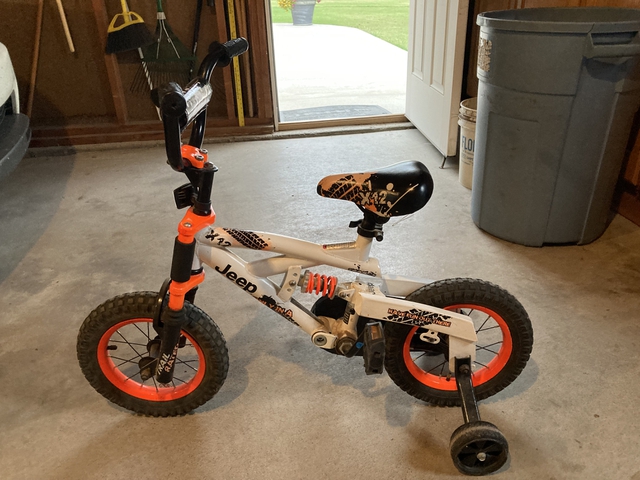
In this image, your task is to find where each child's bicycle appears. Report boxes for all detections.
[77,38,533,476]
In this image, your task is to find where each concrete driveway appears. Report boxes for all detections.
[272,24,407,120]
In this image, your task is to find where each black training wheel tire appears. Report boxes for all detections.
[384,278,533,406]
[77,292,228,416]
[450,421,508,476]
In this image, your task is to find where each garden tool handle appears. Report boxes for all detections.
[55,0,75,52]
[108,0,145,33]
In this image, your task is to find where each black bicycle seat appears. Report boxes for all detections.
[317,161,434,218]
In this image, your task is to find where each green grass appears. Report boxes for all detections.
[271,0,409,50]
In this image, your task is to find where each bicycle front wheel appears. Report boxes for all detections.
[77,292,228,416]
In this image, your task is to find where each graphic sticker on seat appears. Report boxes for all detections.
[318,173,419,217]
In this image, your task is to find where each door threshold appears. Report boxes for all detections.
[277,114,409,132]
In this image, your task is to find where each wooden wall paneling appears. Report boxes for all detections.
[92,0,128,124]
[0,0,37,107]
[583,0,640,6]
[245,0,275,121]
[616,112,640,224]
[520,0,581,7]
[214,0,238,121]
[625,146,640,187]
[29,120,273,147]
[236,0,255,118]
[26,0,45,118]
[1,0,117,126]
[37,0,116,123]
[1,0,273,146]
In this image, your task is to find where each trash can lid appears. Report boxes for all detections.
[477,8,640,34]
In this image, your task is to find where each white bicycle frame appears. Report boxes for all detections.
[194,226,477,371]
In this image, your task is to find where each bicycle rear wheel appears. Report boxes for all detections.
[384,278,533,406]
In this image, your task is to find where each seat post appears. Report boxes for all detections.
[354,233,374,261]
[357,211,389,242]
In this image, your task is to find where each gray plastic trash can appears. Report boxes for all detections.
[471,8,640,246]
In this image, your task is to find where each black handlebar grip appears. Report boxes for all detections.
[210,38,249,67]
[157,82,187,118]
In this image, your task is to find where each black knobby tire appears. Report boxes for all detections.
[384,278,533,406]
[450,421,509,476]
[77,292,228,416]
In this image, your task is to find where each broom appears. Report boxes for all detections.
[131,0,196,95]
[106,0,154,54]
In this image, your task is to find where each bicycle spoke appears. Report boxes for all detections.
[110,354,144,368]
[475,314,492,334]
[115,330,144,357]
[151,377,159,393]
[476,345,499,355]
[109,340,148,348]
[477,325,500,333]
[132,322,151,340]
[124,370,141,382]
[474,360,488,368]
[412,352,429,363]
[173,376,188,385]
[426,360,447,374]
[175,358,198,372]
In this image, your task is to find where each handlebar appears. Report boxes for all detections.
[152,38,249,171]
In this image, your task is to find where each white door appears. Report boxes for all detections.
[405,0,469,157]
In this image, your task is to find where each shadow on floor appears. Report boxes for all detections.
[0,155,75,283]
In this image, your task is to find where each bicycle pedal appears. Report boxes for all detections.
[363,322,385,375]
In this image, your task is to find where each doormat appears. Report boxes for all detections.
[279,105,391,122]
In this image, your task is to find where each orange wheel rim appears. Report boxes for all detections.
[403,305,513,391]
[97,318,205,401]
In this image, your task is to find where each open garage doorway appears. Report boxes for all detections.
[268,0,409,126]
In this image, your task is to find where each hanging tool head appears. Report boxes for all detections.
[106,0,154,54]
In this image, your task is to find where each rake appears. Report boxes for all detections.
[131,0,196,95]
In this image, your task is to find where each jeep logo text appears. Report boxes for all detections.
[215,264,258,293]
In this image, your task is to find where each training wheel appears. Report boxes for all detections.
[449,421,508,476]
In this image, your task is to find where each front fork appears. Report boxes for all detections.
[154,236,206,384]
[153,212,214,383]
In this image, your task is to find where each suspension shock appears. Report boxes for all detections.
[300,271,338,298]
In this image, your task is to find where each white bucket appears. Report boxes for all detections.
[458,97,477,190]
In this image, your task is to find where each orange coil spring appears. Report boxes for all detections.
[304,272,338,298]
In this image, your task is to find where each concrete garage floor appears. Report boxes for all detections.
[1,129,639,479]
